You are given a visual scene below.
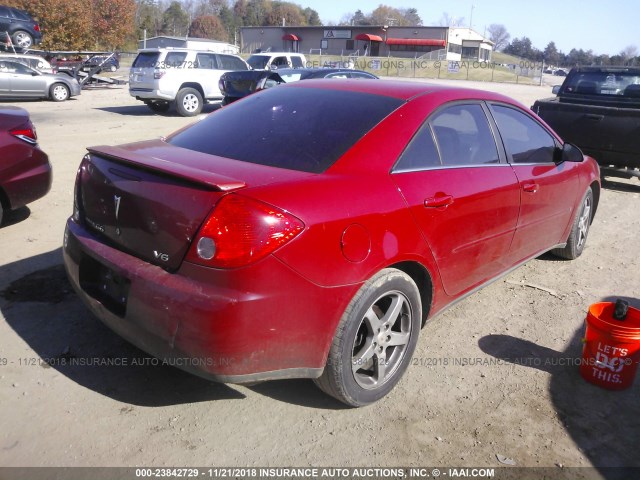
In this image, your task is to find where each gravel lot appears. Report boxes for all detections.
[0,78,639,477]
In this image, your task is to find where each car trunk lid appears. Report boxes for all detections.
[78,140,311,271]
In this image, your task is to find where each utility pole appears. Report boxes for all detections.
[469,4,475,31]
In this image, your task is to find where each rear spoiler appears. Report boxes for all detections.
[87,145,246,192]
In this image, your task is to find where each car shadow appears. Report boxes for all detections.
[96,103,222,117]
[0,248,350,409]
[601,177,640,193]
[0,248,245,406]
[478,303,640,476]
[0,206,30,228]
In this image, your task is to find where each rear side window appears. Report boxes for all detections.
[0,6,9,17]
[492,105,556,164]
[394,124,441,172]
[195,53,216,69]
[132,52,160,68]
[11,8,31,21]
[217,55,247,70]
[164,52,188,68]
[291,56,304,68]
[168,87,402,173]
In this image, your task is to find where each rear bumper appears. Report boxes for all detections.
[63,219,353,383]
[1,149,51,210]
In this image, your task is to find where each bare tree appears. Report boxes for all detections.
[487,24,510,51]
[620,45,638,65]
[438,12,465,27]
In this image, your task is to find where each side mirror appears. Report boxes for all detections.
[561,142,584,163]
[552,85,561,95]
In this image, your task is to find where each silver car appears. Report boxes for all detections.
[0,59,81,102]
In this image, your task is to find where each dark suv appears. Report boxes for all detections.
[0,5,42,49]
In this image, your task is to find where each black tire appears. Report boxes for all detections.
[0,202,4,227]
[12,30,33,49]
[314,268,421,407]
[175,88,203,117]
[146,101,170,113]
[50,83,70,102]
[552,187,593,260]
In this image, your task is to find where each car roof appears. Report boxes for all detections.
[280,78,523,105]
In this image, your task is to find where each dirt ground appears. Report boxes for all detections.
[0,77,639,477]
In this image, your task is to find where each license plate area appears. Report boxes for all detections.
[79,256,130,317]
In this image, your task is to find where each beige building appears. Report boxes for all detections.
[240,26,493,62]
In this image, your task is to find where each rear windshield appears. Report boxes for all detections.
[564,71,640,98]
[168,86,403,173]
[132,52,160,68]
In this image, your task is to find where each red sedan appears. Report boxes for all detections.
[63,80,600,406]
[0,106,52,225]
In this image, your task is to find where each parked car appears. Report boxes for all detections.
[246,52,306,70]
[63,80,600,407]
[220,67,379,104]
[0,106,51,225]
[0,52,54,73]
[533,66,640,180]
[129,47,249,116]
[81,54,119,73]
[0,59,81,101]
[554,69,568,76]
[0,5,42,49]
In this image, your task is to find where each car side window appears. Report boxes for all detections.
[291,57,304,68]
[393,123,441,172]
[195,53,216,70]
[326,73,349,78]
[491,105,556,164]
[430,104,500,166]
[272,56,289,68]
[164,52,188,68]
[217,55,247,71]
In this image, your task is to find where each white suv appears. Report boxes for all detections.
[129,48,249,116]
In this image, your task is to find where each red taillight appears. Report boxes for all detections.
[9,121,37,145]
[34,24,41,32]
[186,194,304,268]
[154,70,166,79]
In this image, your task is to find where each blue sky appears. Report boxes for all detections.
[301,0,636,56]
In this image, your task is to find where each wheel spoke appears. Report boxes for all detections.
[363,306,382,332]
[374,354,387,384]
[352,340,375,374]
[380,294,405,328]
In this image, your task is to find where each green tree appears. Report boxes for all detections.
[351,9,369,25]
[303,7,321,26]
[400,8,422,26]
[543,41,560,66]
[162,1,190,36]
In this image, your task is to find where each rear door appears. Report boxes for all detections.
[392,102,521,297]
[489,103,580,262]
